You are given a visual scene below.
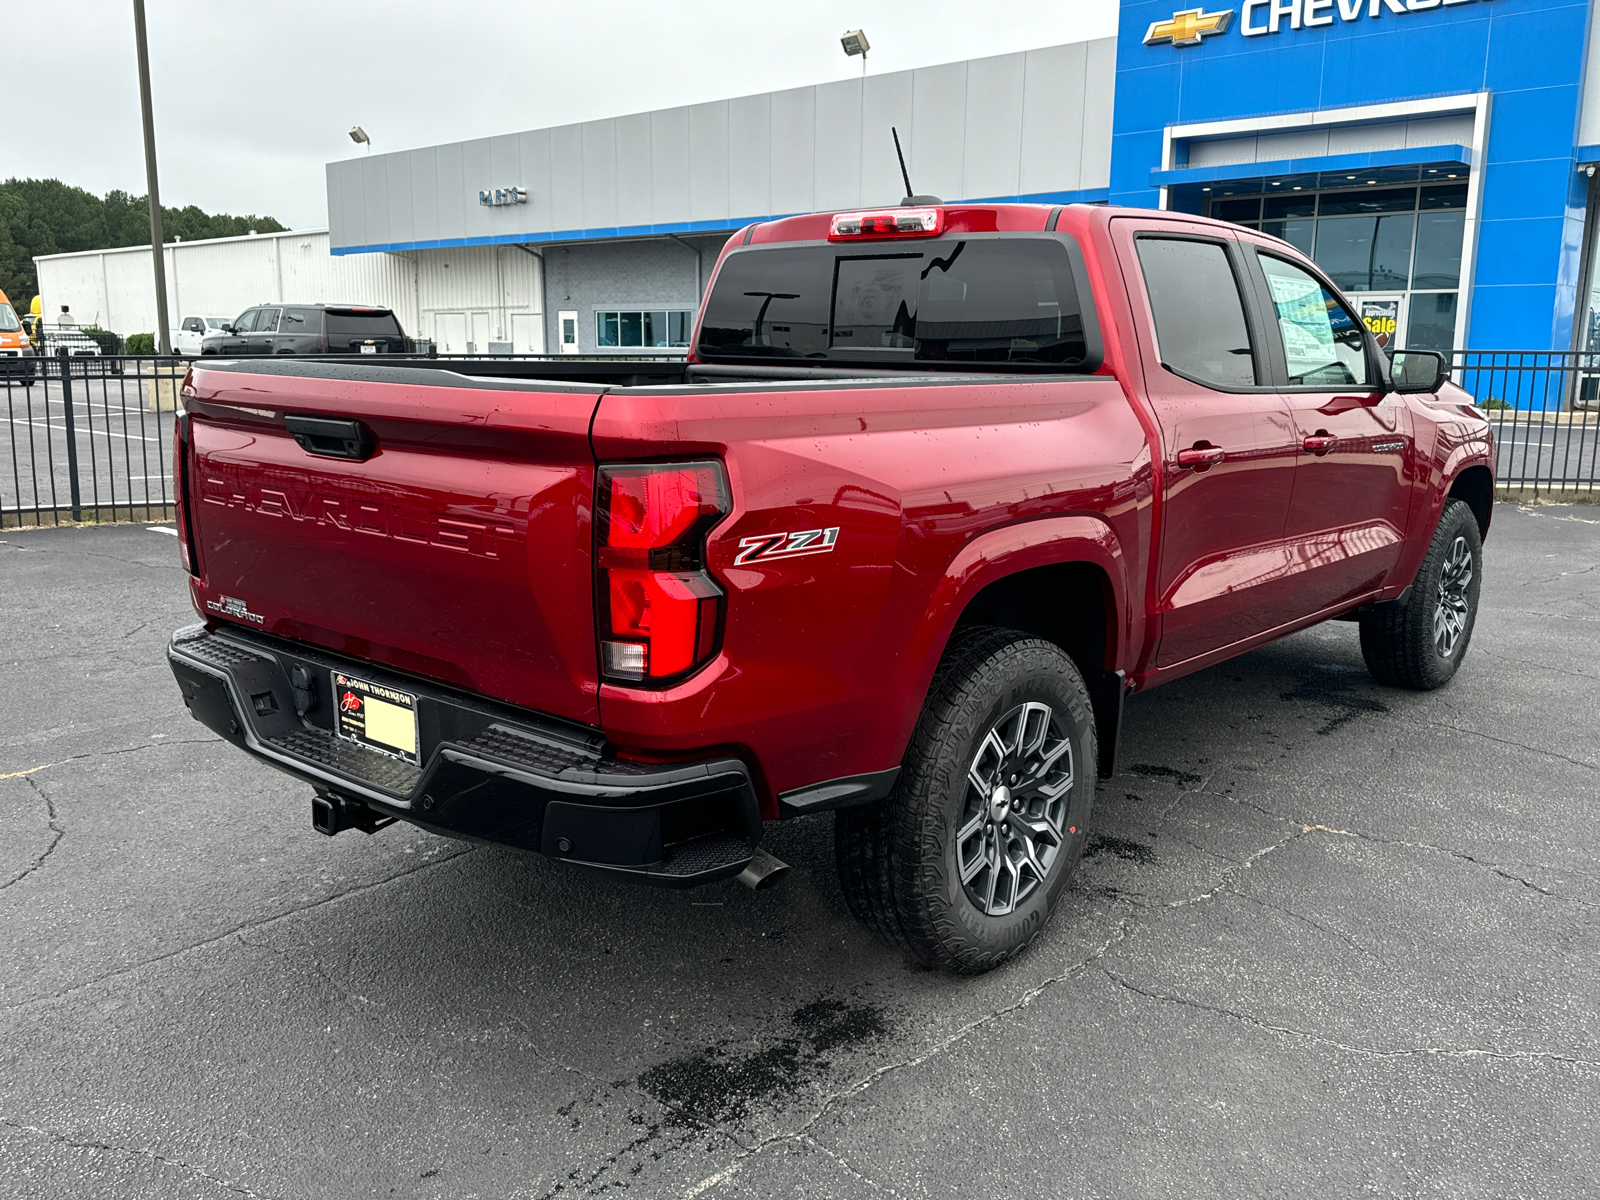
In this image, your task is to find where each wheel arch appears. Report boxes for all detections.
[904,516,1133,778]
[1447,462,1494,540]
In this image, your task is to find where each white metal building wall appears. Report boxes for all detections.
[33,230,544,352]
[325,38,1117,254]
[412,243,545,353]
[35,230,417,337]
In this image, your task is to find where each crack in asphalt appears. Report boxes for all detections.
[0,1117,283,1198]
[802,1134,900,1195]
[1424,719,1597,772]
[235,934,390,1026]
[674,917,1135,1199]
[1475,646,1600,681]
[0,848,473,1013]
[1223,886,1380,959]
[1097,967,1600,1069]
[1164,824,1312,910]
[1162,786,1600,913]
[0,738,220,782]
[0,777,65,892]
[1310,823,1600,911]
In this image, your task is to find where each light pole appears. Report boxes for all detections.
[349,126,371,154]
[132,0,171,355]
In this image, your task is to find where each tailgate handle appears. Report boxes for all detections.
[285,415,376,461]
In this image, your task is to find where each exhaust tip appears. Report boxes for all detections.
[736,848,791,891]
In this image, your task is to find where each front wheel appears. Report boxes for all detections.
[1359,498,1483,690]
[835,628,1097,973]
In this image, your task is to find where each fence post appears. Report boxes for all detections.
[57,349,83,522]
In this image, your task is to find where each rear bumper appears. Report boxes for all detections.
[167,624,762,887]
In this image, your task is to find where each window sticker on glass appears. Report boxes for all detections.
[1258,255,1369,387]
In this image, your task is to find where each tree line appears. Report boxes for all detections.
[0,177,286,307]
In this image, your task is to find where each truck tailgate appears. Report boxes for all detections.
[183,363,603,726]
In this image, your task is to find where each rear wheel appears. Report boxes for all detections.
[1359,498,1482,690]
[835,628,1097,973]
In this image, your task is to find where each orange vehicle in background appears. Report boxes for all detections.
[0,287,38,387]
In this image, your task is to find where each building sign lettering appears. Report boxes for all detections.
[1145,0,1489,47]
[479,187,528,207]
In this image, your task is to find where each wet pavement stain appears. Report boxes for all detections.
[636,997,890,1128]
[1085,834,1158,865]
[1280,666,1390,735]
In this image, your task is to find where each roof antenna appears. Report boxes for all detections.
[892,127,942,207]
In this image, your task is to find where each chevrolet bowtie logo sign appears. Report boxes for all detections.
[1144,7,1233,46]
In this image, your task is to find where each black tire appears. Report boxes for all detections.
[836,627,1097,973]
[1359,498,1482,690]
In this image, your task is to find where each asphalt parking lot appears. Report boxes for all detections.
[2,372,178,521]
[2,506,1597,1200]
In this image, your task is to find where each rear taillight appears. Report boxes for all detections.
[828,207,943,241]
[595,461,729,685]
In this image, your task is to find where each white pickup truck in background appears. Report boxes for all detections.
[174,315,233,357]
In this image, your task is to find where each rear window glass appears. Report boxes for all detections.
[280,307,323,333]
[697,237,1091,368]
[326,311,401,339]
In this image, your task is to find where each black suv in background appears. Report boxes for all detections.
[201,304,409,356]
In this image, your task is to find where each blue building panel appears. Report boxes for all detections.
[1112,0,1600,353]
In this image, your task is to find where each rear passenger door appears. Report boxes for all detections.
[275,307,321,353]
[1117,223,1304,668]
[1241,246,1414,613]
[248,308,280,355]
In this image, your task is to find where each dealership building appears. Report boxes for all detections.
[38,0,1600,358]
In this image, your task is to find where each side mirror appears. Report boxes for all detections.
[221,325,235,335]
[1390,349,1448,394]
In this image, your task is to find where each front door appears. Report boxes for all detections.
[1117,223,1305,669]
[218,309,257,355]
[1246,247,1415,613]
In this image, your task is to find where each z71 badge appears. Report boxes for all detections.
[734,526,840,566]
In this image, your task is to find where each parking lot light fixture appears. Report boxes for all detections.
[349,126,370,154]
[841,29,869,76]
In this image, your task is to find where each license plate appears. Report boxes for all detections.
[360,343,377,354]
[331,672,419,764]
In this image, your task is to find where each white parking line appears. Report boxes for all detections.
[4,416,161,443]
[147,525,179,536]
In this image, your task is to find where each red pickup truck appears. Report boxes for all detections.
[166,202,1494,973]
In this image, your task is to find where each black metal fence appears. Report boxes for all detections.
[1455,351,1600,497]
[2,351,185,528]
[3,349,1596,529]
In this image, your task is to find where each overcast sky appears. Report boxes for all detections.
[3,1,1120,231]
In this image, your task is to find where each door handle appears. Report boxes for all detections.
[1175,445,1226,470]
[1302,432,1337,455]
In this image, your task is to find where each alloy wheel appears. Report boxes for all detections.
[956,701,1074,916]
[1433,534,1473,658]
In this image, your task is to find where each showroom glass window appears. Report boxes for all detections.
[1209,182,1466,352]
[595,309,695,349]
